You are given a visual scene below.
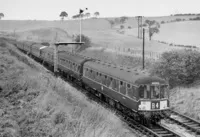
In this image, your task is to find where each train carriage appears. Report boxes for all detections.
[22,41,36,54]
[82,60,170,120]
[40,47,54,65]
[82,61,141,111]
[31,44,47,59]
[58,51,90,80]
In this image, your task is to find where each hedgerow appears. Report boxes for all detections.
[151,49,200,87]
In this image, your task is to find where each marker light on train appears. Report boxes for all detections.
[138,101,151,110]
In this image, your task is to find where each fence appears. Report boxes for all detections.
[107,46,162,60]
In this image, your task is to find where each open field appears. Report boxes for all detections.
[154,21,200,46]
[1,15,199,54]
[0,38,136,137]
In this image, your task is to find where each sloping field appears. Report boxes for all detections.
[154,21,200,46]
[0,38,136,137]
[0,19,111,33]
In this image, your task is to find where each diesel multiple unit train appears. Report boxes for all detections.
[16,41,170,124]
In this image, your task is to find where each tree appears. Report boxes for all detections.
[119,16,128,24]
[151,50,200,87]
[120,25,124,29]
[74,34,91,52]
[145,20,160,40]
[94,12,100,18]
[107,20,115,28]
[59,11,68,21]
[85,12,90,18]
[0,13,4,20]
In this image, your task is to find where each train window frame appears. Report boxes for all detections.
[127,84,131,89]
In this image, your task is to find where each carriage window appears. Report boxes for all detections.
[120,81,126,95]
[102,75,106,85]
[127,84,133,98]
[99,73,102,83]
[106,77,111,87]
[145,85,150,99]
[111,79,117,91]
[151,85,160,99]
[115,80,119,92]
[92,70,95,79]
[160,85,168,98]
[132,86,137,97]
[109,77,113,88]
[139,85,144,98]
[78,66,80,72]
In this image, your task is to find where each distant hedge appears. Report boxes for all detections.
[151,50,200,87]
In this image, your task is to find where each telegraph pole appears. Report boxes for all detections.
[137,17,140,38]
[136,16,142,39]
[142,28,145,69]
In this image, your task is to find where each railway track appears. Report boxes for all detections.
[59,75,182,137]
[9,39,183,137]
[164,110,200,136]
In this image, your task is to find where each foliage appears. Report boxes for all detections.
[189,17,200,21]
[172,13,200,16]
[107,20,115,28]
[145,20,160,40]
[84,12,90,18]
[0,39,136,137]
[161,21,165,24]
[128,26,131,29]
[151,50,200,87]
[119,16,128,24]
[114,18,120,24]
[74,34,91,52]
[72,14,80,19]
[59,11,68,21]
[94,12,100,17]
[120,25,124,29]
[0,13,4,20]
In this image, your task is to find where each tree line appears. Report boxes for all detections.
[59,11,100,21]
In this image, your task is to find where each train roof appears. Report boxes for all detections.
[41,46,54,54]
[135,76,167,85]
[84,61,167,85]
[22,41,36,46]
[59,51,88,64]
[32,44,47,49]
[84,61,146,84]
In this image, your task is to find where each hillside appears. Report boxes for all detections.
[154,21,200,46]
[0,38,136,137]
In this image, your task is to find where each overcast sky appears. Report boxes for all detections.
[1,0,199,20]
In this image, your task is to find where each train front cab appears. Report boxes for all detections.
[137,82,170,122]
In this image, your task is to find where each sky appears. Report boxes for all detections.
[0,0,199,20]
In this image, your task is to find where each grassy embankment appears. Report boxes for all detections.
[0,38,137,137]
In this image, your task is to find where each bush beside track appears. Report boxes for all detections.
[151,49,200,88]
[0,38,136,137]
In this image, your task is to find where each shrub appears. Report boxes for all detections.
[175,18,182,22]
[120,25,124,29]
[74,34,91,52]
[161,21,165,24]
[128,26,131,29]
[151,50,200,87]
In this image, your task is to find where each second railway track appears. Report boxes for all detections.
[164,110,200,136]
